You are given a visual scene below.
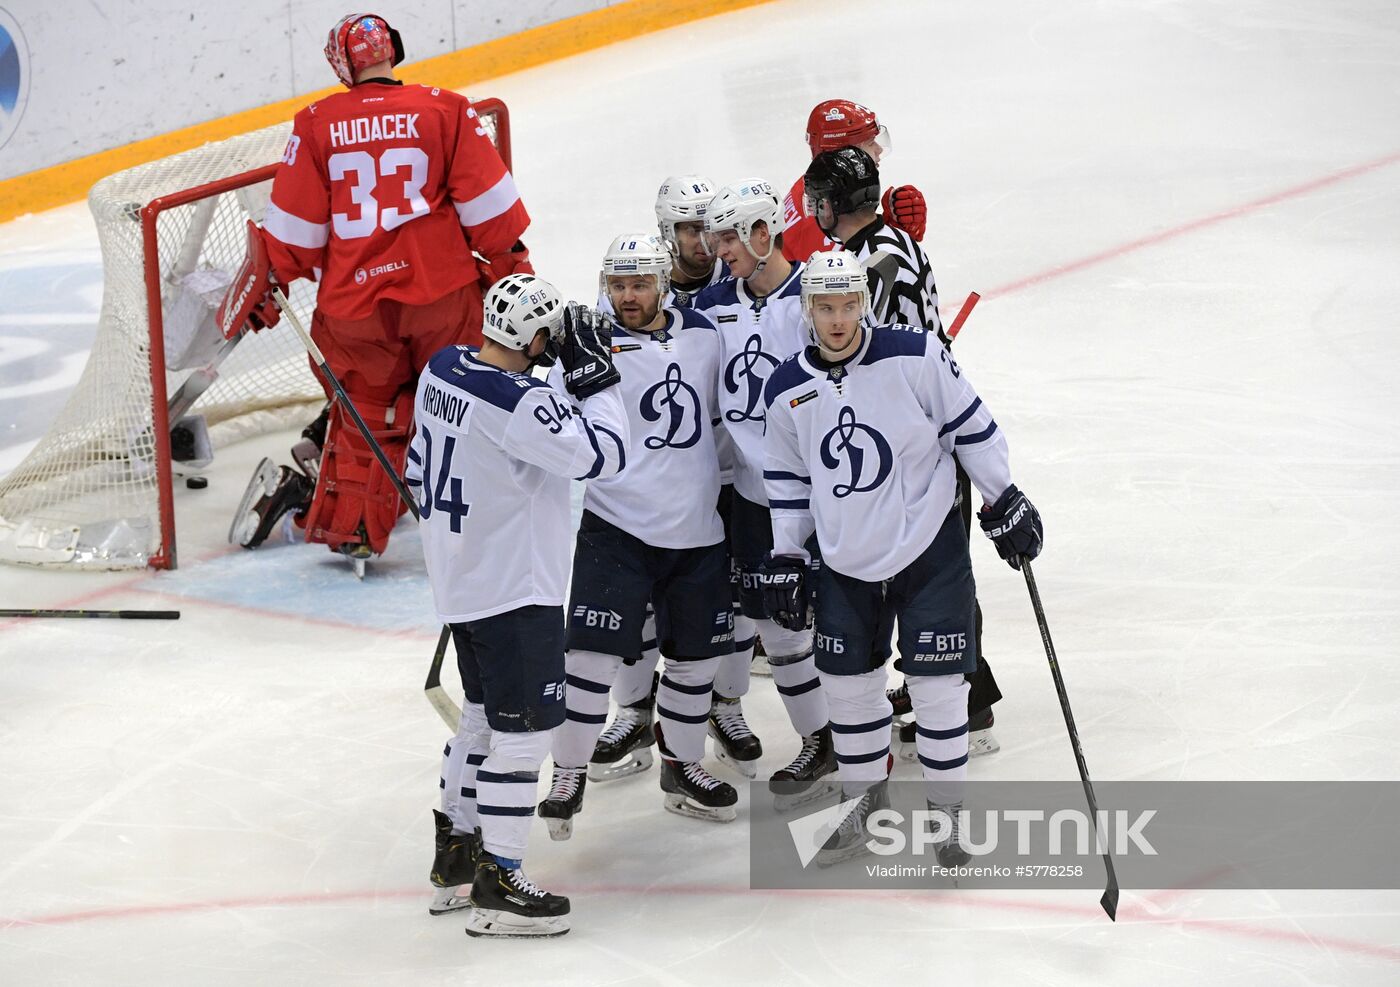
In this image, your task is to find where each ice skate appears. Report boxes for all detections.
[228,457,312,549]
[538,766,586,841]
[899,706,999,762]
[338,522,374,580]
[708,695,762,779]
[657,724,737,823]
[587,680,657,782]
[464,856,570,938]
[814,778,890,868]
[769,726,838,813]
[428,809,480,915]
[928,801,971,868]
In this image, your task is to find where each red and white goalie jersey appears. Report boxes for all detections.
[780,175,836,264]
[263,83,529,320]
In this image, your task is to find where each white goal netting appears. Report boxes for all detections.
[0,102,505,570]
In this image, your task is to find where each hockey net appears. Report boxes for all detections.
[0,98,510,570]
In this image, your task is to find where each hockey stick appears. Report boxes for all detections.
[0,609,180,619]
[271,289,462,731]
[1020,558,1119,921]
[945,291,980,342]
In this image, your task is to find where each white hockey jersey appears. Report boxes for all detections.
[763,324,1012,582]
[693,263,807,505]
[407,346,629,623]
[583,306,726,549]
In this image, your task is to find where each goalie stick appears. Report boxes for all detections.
[945,290,980,342]
[1021,558,1119,921]
[270,289,462,731]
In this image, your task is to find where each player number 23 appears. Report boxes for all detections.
[327,148,431,239]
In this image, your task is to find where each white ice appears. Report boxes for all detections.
[2,0,1399,983]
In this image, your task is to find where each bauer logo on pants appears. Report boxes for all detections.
[0,9,31,153]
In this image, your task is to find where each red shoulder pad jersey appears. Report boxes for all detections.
[263,83,529,320]
[780,174,836,264]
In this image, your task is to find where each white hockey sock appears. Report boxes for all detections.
[656,656,720,762]
[477,729,551,862]
[906,673,971,805]
[821,668,892,793]
[714,612,755,699]
[441,701,490,833]
[759,620,827,737]
[613,651,660,707]
[552,649,621,770]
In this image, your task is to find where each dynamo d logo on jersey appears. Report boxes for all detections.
[0,10,31,153]
[724,334,779,423]
[820,405,893,497]
[640,363,702,450]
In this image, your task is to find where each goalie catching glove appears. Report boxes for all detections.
[978,484,1043,570]
[557,302,620,399]
[216,221,282,339]
[881,185,927,242]
[759,555,811,631]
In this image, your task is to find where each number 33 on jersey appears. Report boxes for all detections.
[262,83,529,321]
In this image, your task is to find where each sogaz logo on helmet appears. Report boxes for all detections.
[0,8,31,153]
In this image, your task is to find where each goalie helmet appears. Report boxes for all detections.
[705,179,782,263]
[325,13,405,88]
[805,99,891,158]
[655,176,717,258]
[600,233,672,298]
[804,146,882,233]
[800,249,870,340]
[482,274,565,351]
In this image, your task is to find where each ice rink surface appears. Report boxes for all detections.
[3,0,1400,982]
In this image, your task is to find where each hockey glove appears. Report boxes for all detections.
[557,302,620,399]
[978,484,1043,570]
[759,555,811,631]
[881,185,927,242]
[216,221,282,338]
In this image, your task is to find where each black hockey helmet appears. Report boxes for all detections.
[804,146,882,234]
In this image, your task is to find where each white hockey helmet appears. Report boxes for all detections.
[704,179,782,263]
[800,249,870,340]
[655,175,717,258]
[481,274,565,350]
[600,233,672,298]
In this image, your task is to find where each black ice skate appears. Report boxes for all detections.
[750,635,771,677]
[464,856,570,938]
[657,724,737,823]
[337,522,374,580]
[814,778,891,868]
[708,695,763,778]
[928,801,971,868]
[290,402,330,483]
[538,766,586,841]
[898,706,999,763]
[587,677,657,782]
[769,726,839,813]
[228,457,312,549]
[428,809,480,915]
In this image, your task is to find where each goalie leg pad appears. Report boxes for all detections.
[300,387,413,556]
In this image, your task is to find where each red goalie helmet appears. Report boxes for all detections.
[805,99,888,158]
[325,13,405,88]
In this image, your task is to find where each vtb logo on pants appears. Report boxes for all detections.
[572,605,622,630]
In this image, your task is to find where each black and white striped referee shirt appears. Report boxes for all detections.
[841,217,946,344]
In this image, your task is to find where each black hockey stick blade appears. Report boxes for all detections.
[424,625,461,730]
[1020,559,1120,921]
[0,609,180,619]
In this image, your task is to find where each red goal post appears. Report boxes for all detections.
[0,98,511,570]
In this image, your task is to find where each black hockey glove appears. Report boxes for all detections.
[557,302,620,399]
[978,484,1043,570]
[759,554,811,631]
